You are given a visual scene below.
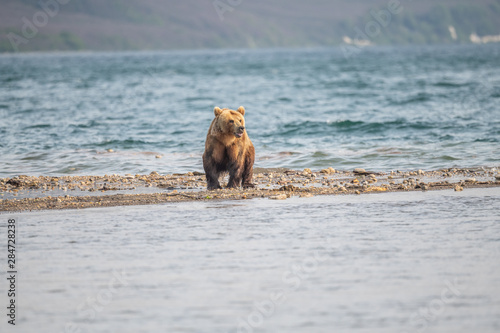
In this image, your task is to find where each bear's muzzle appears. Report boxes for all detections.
[235,126,245,138]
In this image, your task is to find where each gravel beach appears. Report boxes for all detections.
[1,167,499,212]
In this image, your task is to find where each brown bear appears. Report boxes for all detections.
[203,106,255,190]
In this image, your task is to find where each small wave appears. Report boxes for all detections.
[304,151,329,158]
[18,108,36,114]
[276,119,435,137]
[474,138,499,143]
[438,155,461,161]
[389,92,432,106]
[433,82,470,88]
[332,120,364,128]
[91,139,154,149]
[20,153,50,161]
[439,134,455,141]
[70,120,104,129]
[2,76,22,83]
[24,124,52,129]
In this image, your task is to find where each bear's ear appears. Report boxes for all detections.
[214,107,223,117]
[237,106,245,116]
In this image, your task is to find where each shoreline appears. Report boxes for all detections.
[1,167,499,212]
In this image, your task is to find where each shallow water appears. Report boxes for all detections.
[1,187,499,332]
[1,44,500,177]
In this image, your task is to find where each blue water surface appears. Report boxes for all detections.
[0,44,499,176]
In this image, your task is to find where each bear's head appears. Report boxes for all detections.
[213,106,246,138]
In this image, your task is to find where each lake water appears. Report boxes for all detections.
[1,44,500,177]
[1,187,499,332]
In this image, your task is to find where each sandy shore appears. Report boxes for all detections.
[1,167,499,212]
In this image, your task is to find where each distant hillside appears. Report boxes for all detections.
[1,0,499,52]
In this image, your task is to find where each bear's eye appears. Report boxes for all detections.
[229,120,234,124]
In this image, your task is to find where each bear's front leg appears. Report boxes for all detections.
[227,164,243,188]
[242,173,255,189]
[203,156,222,190]
[242,165,255,188]
[242,147,255,188]
[206,173,222,190]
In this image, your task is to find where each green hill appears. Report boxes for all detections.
[1,0,499,52]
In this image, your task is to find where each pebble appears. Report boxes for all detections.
[454,185,463,192]
[300,193,314,198]
[354,168,366,174]
[269,194,287,200]
[320,167,336,174]
[155,155,162,159]
[365,186,387,192]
